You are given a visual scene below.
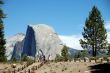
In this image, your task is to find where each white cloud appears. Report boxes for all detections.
[105,20,110,43]
[58,20,110,50]
[107,32,110,43]
[59,35,83,50]
[105,21,110,30]
[59,32,110,50]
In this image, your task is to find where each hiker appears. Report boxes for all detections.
[43,55,45,62]
[31,70,35,73]
[31,67,35,73]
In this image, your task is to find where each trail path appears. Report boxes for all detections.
[17,62,41,73]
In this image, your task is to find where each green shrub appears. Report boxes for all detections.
[61,45,69,61]
[74,50,89,58]
[11,57,17,62]
[55,54,63,62]
[21,55,28,61]
[21,55,34,65]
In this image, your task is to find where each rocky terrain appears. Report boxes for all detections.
[22,24,64,60]
[5,33,25,60]
[5,24,65,60]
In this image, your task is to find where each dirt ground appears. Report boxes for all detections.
[0,62,25,73]
[35,61,97,73]
[0,60,107,73]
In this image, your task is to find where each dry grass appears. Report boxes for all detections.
[0,62,25,73]
[35,61,97,73]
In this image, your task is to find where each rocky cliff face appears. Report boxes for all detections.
[11,41,24,60]
[6,24,80,60]
[5,33,25,60]
[22,24,63,60]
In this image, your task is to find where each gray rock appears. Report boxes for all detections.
[11,41,24,60]
[22,24,63,60]
[5,33,25,60]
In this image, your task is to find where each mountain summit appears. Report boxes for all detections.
[5,24,64,60]
[22,24,63,60]
[5,33,25,60]
[5,24,79,60]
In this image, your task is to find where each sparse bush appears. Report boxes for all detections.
[55,46,72,62]
[103,56,110,60]
[64,67,67,70]
[70,71,72,73]
[74,51,82,58]
[55,54,63,62]
[62,69,64,72]
[21,55,34,65]
[21,55,28,61]
[61,45,69,61]
[79,70,81,72]
[74,50,89,58]
[90,57,95,60]
[89,56,102,62]
[11,57,17,62]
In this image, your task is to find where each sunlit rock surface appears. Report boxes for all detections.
[5,33,25,60]
[5,24,79,60]
[22,24,63,60]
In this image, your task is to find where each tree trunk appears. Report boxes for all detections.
[92,45,95,57]
[94,47,97,57]
[92,45,96,57]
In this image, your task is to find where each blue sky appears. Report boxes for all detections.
[3,0,110,38]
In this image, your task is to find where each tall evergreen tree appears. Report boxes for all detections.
[0,0,6,62]
[61,45,69,61]
[80,6,107,57]
[107,44,110,55]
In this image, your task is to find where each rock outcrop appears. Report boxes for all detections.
[11,41,24,60]
[22,24,63,60]
[6,24,79,60]
[5,33,25,60]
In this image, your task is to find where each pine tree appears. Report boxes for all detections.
[107,44,110,55]
[61,45,69,61]
[80,6,107,57]
[0,0,6,62]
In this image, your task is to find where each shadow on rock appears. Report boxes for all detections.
[89,63,110,73]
